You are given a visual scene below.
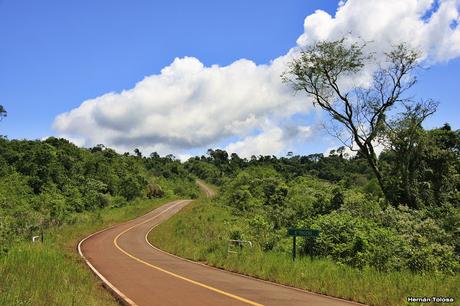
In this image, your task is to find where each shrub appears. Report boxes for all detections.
[146,181,164,198]
[378,206,459,273]
[313,212,404,271]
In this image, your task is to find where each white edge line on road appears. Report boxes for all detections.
[79,188,364,306]
[77,199,183,306]
[78,229,137,306]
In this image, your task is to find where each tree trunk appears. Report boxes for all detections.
[362,149,390,202]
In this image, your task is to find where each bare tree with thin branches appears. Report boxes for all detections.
[282,39,436,199]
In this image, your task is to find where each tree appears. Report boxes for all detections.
[381,103,437,207]
[282,38,432,200]
[0,105,6,120]
[134,148,142,158]
[382,121,460,208]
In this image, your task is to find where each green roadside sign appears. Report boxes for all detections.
[287,228,320,261]
[288,228,320,237]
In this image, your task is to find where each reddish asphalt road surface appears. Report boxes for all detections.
[80,197,362,305]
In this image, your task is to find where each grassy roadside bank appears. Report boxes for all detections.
[149,197,459,306]
[0,196,176,306]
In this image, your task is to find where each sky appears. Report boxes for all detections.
[1,0,459,159]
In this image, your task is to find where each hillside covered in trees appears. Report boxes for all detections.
[0,137,198,251]
[185,123,460,274]
[1,119,459,276]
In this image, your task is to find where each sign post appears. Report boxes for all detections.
[292,235,296,261]
[287,228,320,261]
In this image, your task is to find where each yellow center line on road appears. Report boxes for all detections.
[113,200,264,306]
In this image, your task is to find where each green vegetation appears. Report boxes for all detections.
[150,189,458,306]
[0,135,199,305]
[151,120,459,305]
[282,39,440,207]
[1,243,112,306]
[0,105,6,121]
[0,197,173,305]
[0,137,198,251]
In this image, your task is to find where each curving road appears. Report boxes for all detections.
[79,189,363,305]
[196,180,216,198]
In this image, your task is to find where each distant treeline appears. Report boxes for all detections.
[0,137,198,250]
[188,123,460,210]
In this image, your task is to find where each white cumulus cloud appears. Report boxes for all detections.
[53,0,460,157]
[54,56,310,155]
[297,0,460,62]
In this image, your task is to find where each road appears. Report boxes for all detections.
[79,185,362,306]
[196,179,216,197]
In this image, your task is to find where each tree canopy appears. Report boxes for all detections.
[0,105,6,120]
[282,39,437,202]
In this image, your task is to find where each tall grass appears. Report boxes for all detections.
[149,198,459,306]
[0,243,114,306]
[0,196,176,306]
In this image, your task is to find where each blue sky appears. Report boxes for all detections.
[1,0,459,157]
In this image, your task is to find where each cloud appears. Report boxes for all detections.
[297,0,460,63]
[54,0,460,156]
[224,127,286,158]
[224,123,312,158]
[54,56,311,155]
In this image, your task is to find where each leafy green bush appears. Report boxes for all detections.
[312,212,404,271]
[378,206,458,273]
[146,180,165,198]
[311,208,459,273]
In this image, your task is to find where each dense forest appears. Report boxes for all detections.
[0,136,198,251]
[185,123,460,274]
[0,101,459,276]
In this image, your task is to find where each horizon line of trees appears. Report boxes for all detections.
[186,122,460,210]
